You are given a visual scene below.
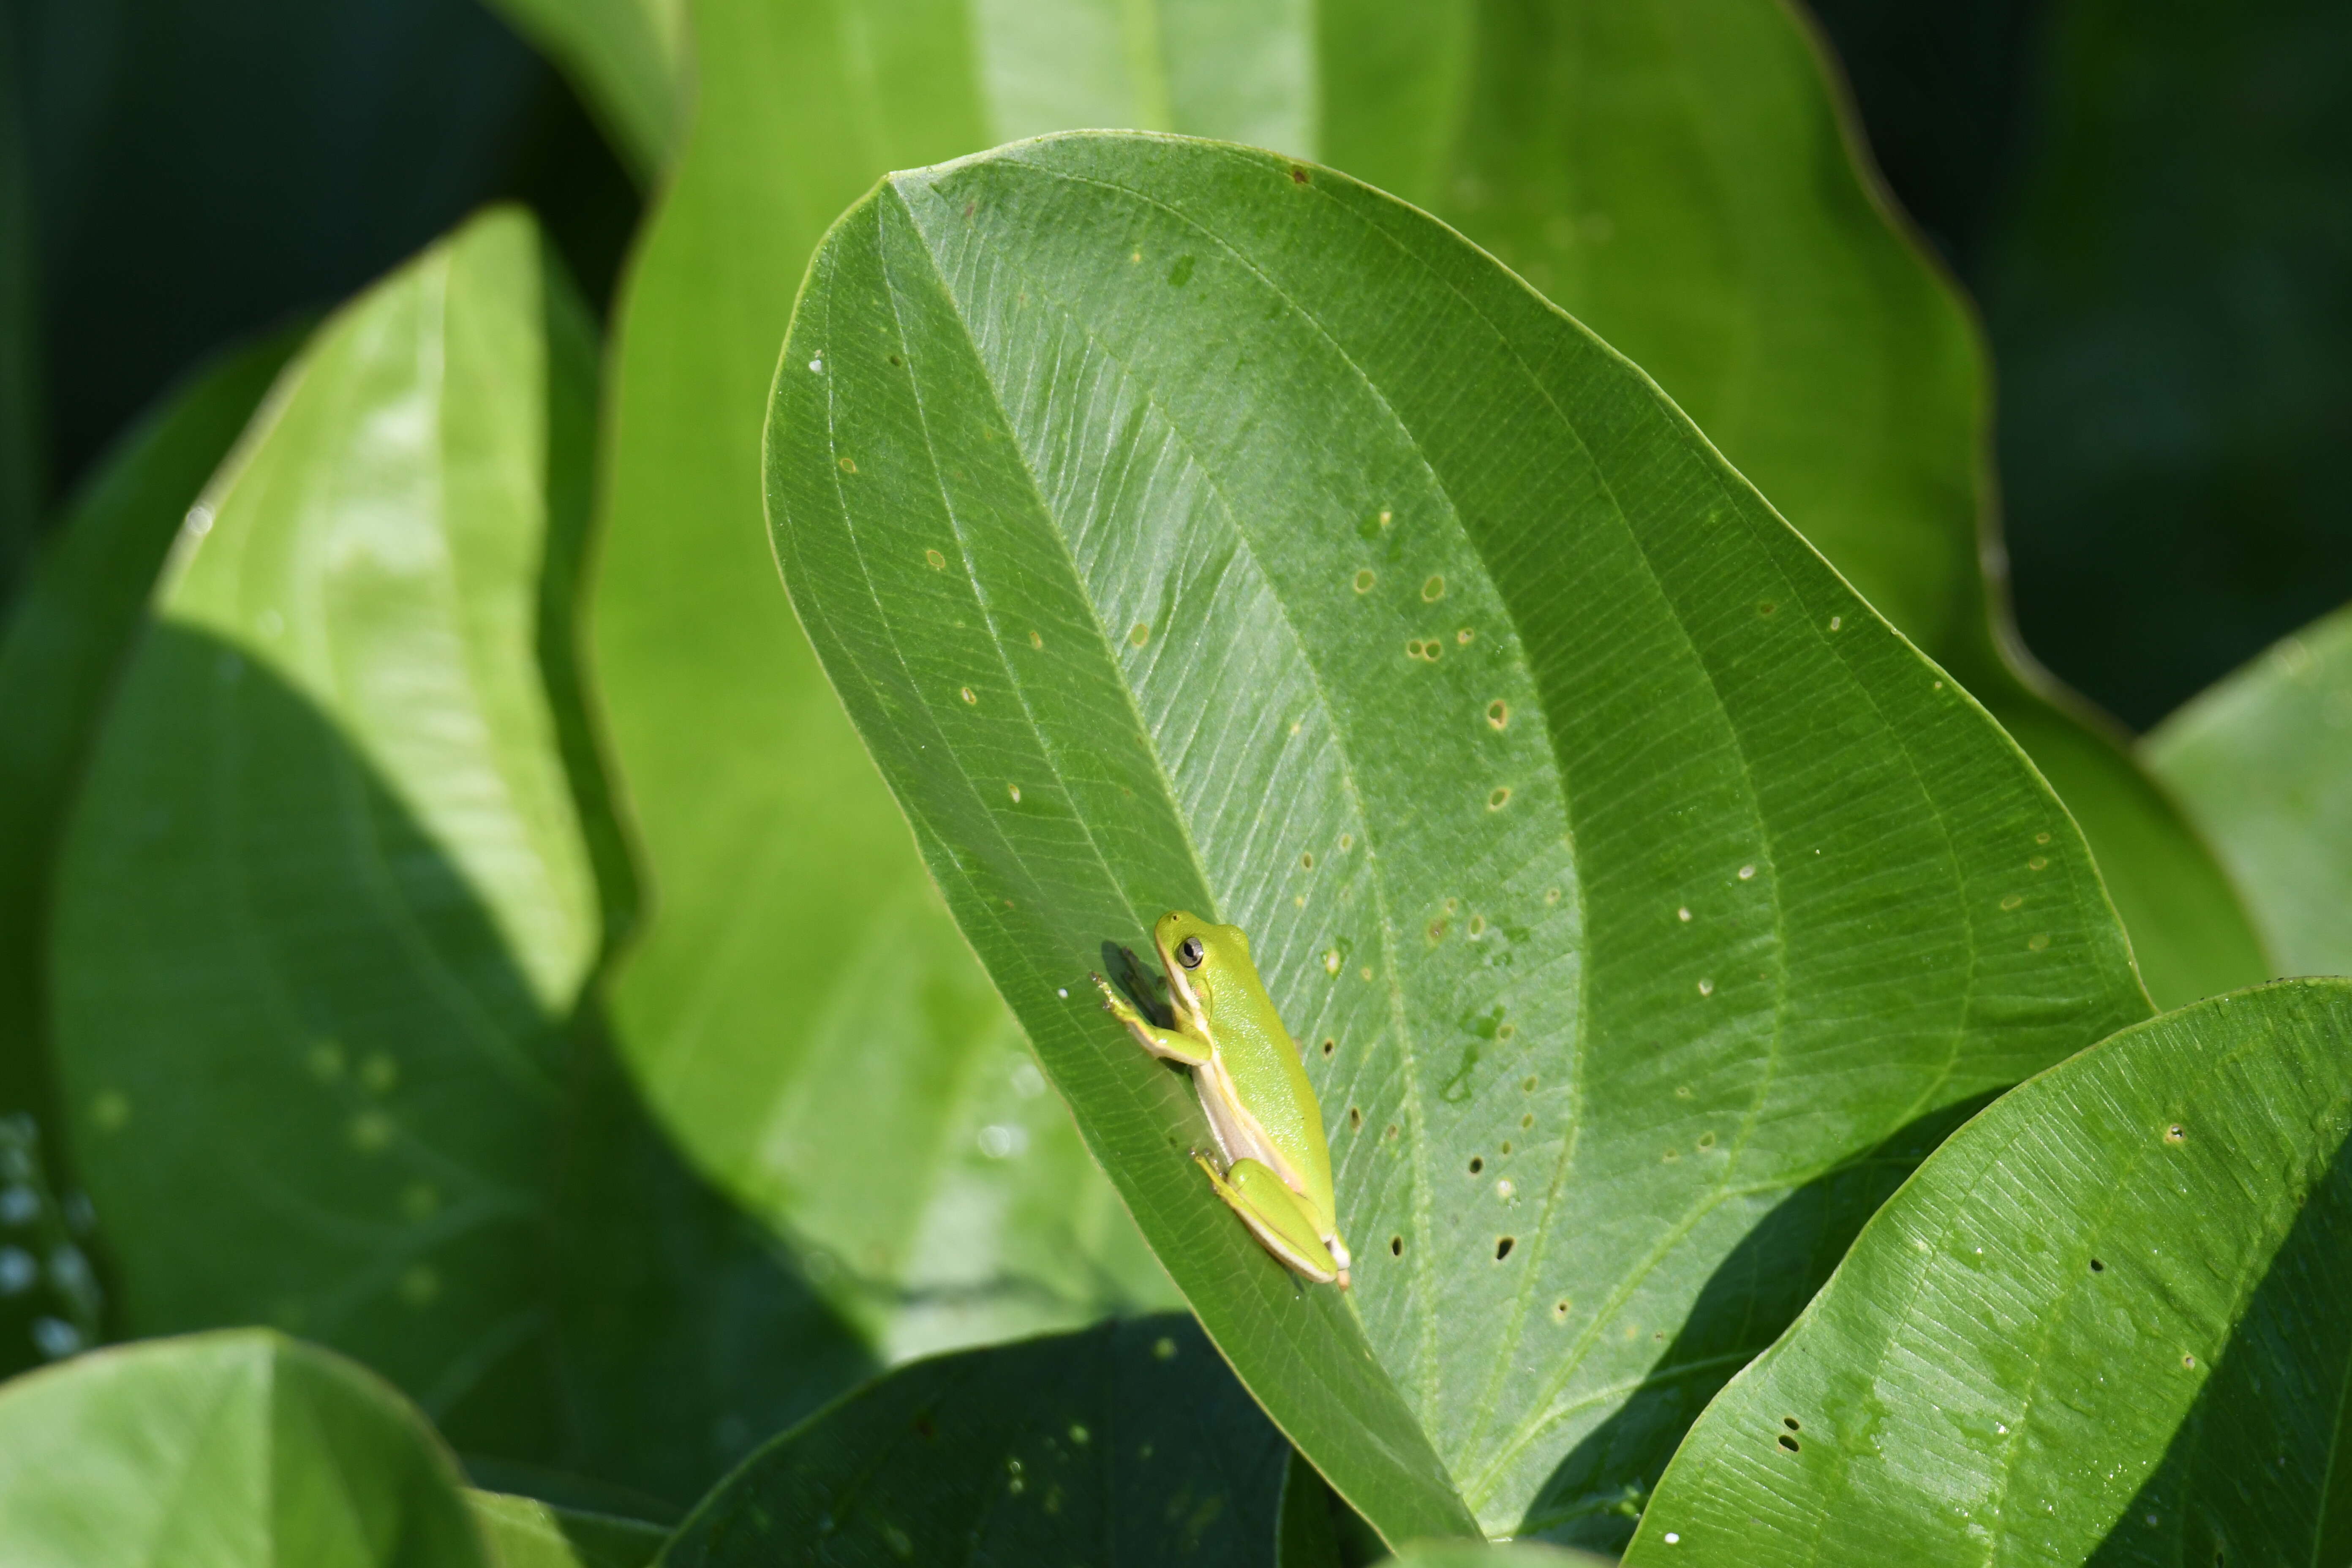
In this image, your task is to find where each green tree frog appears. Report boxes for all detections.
[1093,911,1353,1288]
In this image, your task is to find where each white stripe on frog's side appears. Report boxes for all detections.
[1198,1045,1312,1198]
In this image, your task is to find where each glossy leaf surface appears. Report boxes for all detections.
[51,208,868,1506]
[1626,978,2352,1566]
[0,1329,488,1568]
[1366,0,2265,1012]
[2145,604,2352,979]
[663,1315,1292,1568]
[768,132,2150,1545]
[468,1493,666,1568]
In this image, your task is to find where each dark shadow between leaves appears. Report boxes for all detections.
[665,1313,1291,1568]
[73,621,874,1508]
[2087,1124,2352,1567]
[1520,1090,2009,1551]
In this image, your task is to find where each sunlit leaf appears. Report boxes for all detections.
[0,1329,488,1568]
[586,0,1351,1363]
[1383,1545,1615,1567]
[767,131,2149,1546]
[2145,603,2352,979]
[1626,978,2352,1566]
[467,1492,665,1568]
[1367,0,2266,1011]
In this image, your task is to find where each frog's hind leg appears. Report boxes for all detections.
[1193,1155,1342,1286]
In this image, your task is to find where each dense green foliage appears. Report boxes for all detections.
[0,1,2342,1564]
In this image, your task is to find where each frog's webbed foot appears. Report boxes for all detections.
[1091,972,1210,1065]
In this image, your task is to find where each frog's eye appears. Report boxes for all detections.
[1176,936,1206,969]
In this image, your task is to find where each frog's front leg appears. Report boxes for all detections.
[1091,972,1210,1065]
[1192,1154,1346,1287]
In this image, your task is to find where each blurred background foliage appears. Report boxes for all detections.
[5,0,2345,730]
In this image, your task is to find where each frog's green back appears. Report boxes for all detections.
[1203,934,1337,1221]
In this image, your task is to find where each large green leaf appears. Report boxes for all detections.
[663,1315,1294,1567]
[577,0,2253,1375]
[51,207,868,1506]
[1354,0,2265,1012]
[2145,603,2352,980]
[1625,977,2352,1565]
[482,0,685,182]
[589,0,1364,1360]
[766,131,2150,1546]
[468,1492,666,1568]
[0,328,301,1377]
[0,1328,489,1568]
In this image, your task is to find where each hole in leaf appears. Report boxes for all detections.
[1468,1157,1484,1174]
[1783,1417,1800,1431]
[1495,1237,1515,1261]
[1778,1435,1800,1453]
[1348,1107,1361,1130]
[1390,1236,1403,1257]
[2090,1258,2105,1272]
[1321,1038,1335,1057]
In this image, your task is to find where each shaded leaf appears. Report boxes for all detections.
[1278,1450,1392,1568]
[1365,0,2265,1011]
[767,131,2149,1546]
[2145,603,2352,979]
[0,327,302,1377]
[468,1492,666,1568]
[482,0,685,182]
[51,207,866,1507]
[0,1328,488,1568]
[1625,978,2352,1566]
[663,1315,1293,1568]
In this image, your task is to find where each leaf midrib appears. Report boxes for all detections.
[890,161,1466,1409]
